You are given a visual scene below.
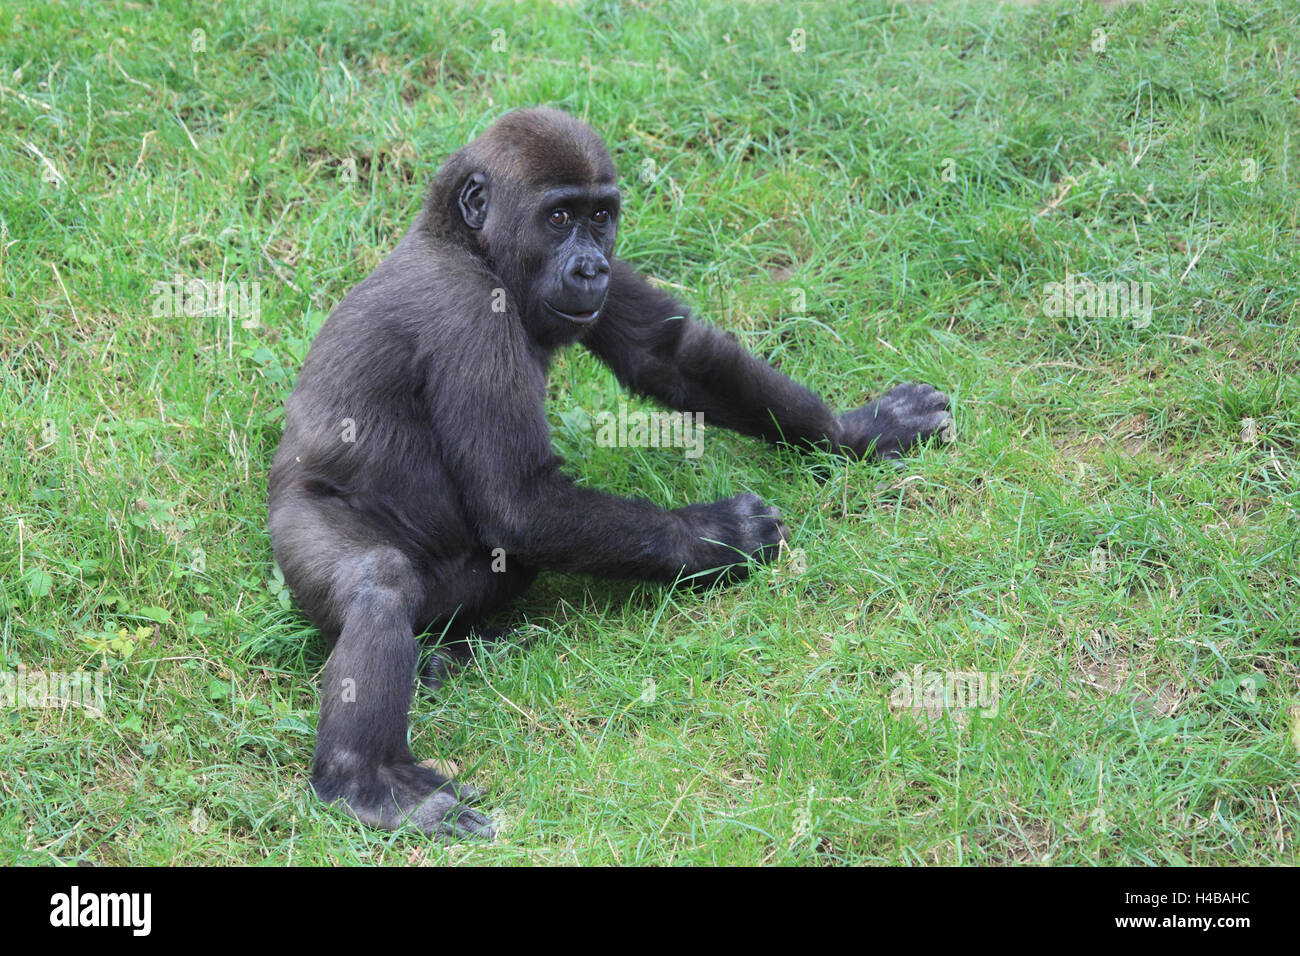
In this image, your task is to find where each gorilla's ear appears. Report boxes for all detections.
[458,173,488,229]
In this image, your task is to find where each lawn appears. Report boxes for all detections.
[1,0,1296,865]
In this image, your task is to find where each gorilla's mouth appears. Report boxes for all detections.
[545,301,602,324]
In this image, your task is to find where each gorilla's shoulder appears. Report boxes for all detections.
[331,234,498,334]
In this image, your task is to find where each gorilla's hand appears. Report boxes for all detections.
[837,383,952,461]
[675,492,787,585]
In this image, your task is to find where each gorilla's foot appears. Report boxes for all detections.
[312,759,495,840]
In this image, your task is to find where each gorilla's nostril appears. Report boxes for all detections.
[570,253,610,282]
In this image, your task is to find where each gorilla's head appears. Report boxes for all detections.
[426,109,622,344]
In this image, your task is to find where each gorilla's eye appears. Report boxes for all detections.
[548,209,571,228]
[592,208,610,224]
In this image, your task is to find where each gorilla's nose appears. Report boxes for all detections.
[567,253,610,296]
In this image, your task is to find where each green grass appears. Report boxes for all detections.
[1,0,1296,865]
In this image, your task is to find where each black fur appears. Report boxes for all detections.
[268,108,951,839]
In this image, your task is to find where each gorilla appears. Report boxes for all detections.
[268,108,951,839]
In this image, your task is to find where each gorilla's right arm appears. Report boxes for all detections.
[584,259,951,461]
[429,306,784,584]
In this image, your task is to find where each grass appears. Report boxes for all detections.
[0,0,1296,865]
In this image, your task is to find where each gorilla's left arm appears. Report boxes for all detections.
[583,259,951,461]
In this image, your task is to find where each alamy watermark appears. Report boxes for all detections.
[1041,274,1152,328]
[50,886,150,936]
[2,666,107,717]
[889,666,999,718]
[594,401,705,459]
[150,273,262,326]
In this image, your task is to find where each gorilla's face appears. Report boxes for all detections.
[531,184,620,326]
[457,169,620,346]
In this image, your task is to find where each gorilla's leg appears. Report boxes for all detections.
[271,502,494,839]
[418,556,539,693]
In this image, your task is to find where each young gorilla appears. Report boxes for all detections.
[268,108,951,839]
